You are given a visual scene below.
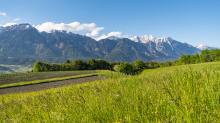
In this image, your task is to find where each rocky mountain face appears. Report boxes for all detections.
[0,23,203,64]
[0,24,99,61]
[129,35,201,61]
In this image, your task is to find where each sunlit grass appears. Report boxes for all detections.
[0,62,219,122]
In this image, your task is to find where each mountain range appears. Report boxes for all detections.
[195,44,218,50]
[0,23,217,65]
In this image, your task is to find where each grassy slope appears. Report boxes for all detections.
[0,62,219,122]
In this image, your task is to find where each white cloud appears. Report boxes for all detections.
[0,23,17,27]
[86,29,103,37]
[34,22,104,36]
[95,31,126,41]
[14,18,20,21]
[0,12,6,16]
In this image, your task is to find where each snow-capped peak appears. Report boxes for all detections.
[129,35,175,44]
[2,23,33,31]
[142,35,155,40]
[129,35,155,43]
[195,44,219,50]
[159,37,173,40]
[107,36,122,40]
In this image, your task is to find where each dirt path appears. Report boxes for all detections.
[0,76,106,95]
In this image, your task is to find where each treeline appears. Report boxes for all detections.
[33,49,220,74]
[33,59,117,72]
[143,49,220,68]
[180,49,220,63]
[112,49,220,74]
[32,58,149,75]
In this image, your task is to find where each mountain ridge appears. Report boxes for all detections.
[0,23,207,64]
[195,44,218,50]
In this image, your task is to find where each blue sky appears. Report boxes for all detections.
[0,0,220,47]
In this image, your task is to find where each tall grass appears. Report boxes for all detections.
[0,62,219,122]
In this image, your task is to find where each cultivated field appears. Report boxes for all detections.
[0,63,219,122]
[0,70,97,86]
[0,76,105,95]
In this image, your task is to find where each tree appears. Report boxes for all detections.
[164,61,172,67]
[62,64,67,71]
[116,62,133,74]
[209,49,220,61]
[42,62,50,71]
[172,60,180,66]
[87,59,97,70]
[65,60,71,64]
[33,61,43,72]
[185,55,191,64]
[194,53,200,63]
[200,49,210,62]
[148,61,159,68]
[190,55,196,64]
[180,55,186,64]
[134,60,146,70]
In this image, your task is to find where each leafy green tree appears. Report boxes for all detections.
[172,60,180,66]
[33,61,43,72]
[42,62,50,71]
[62,64,67,71]
[164,61,172,67]
[81,61,88,70]
[87,59,97,70]
[116,62,133,74]
[65,60,71,64]
[185,55,191,64]
[116,62,120,65]
[200,49,210,62]
[72,59,87,70]
[50,63,61,71]
[148,61,159,68]
[190,55,196,64]
[180,55,186,64]
[194,53,200,63]
[134,60,146,70]
[209,49,220,61]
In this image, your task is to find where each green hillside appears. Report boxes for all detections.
[0,62,219,122]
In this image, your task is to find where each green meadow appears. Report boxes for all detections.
[0,62,219,122]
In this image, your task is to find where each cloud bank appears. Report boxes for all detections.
[0,21,129,41]
[35,22,104,36]
[0,12,6,16]
[0,23,17,27]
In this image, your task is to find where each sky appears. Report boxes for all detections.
[0,0,220,47]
